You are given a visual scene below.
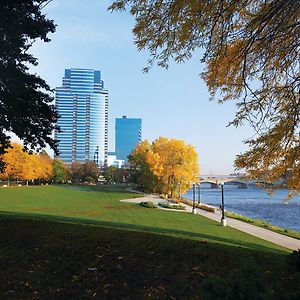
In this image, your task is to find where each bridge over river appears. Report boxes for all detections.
[197,175,277,189]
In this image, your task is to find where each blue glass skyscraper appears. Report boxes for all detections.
[115,116,142,161]
[55,68,108,165]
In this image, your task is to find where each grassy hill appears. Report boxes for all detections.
[0,185,299,299]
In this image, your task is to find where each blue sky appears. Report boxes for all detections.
[28,0,254,174]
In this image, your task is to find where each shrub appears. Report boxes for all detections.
[196,203,216,213]
[180,198,217,213]
[158,203,185,210]
[170,198,181,204]
[139,201,157,208]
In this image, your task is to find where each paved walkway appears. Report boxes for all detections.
[121,194,300,251]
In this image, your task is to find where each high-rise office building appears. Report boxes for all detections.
[55,68,108,165]
[115,116,142,161]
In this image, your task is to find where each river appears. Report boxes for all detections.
[184,184,300,232]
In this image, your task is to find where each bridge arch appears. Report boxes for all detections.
[198,177,248,188]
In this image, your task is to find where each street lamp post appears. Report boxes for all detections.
[197,183,201,205]
[221,183,226,226]
[192,183,196,214]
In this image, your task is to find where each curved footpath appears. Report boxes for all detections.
[121,194,300,251]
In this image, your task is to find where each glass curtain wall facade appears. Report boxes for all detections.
[115,116,142,161]
[55,68,108,166]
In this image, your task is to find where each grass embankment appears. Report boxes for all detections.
[225,211,300,240]
[0,185,299,299]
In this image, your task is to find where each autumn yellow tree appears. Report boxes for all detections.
[130,137,199,197]
[0,143,26,185]
[22,152,37,185]
[110,0,300,193]
[37,151,53,182]
[129,140,159,191]
[0,143,53,185]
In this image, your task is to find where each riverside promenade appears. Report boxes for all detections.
[121,194,300,251]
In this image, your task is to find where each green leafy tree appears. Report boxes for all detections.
[52,159,68,183]
[103,166,131,184]
[128,140,158,192]
[103,166,118,184]
[0,0,58,171]
[110,0,300,193]
[115,168,131,184]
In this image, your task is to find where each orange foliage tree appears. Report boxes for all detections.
[130,137,199,197]
[36,151,53,182]
[0,143,26,185]
[0,143,53,185]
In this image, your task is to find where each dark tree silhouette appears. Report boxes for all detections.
[0,0,58,170]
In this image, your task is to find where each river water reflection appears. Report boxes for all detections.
[184,184,300,232]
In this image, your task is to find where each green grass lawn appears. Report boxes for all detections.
[0,185,299,299]
[0,185,287,252]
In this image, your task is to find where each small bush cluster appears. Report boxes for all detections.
[180,198,217,213]
[139,201,157,208]
[167,198,181,204]
[158,203,185,210]
[197,203,217,213]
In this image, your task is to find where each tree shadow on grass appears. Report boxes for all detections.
[0,210,288,255]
